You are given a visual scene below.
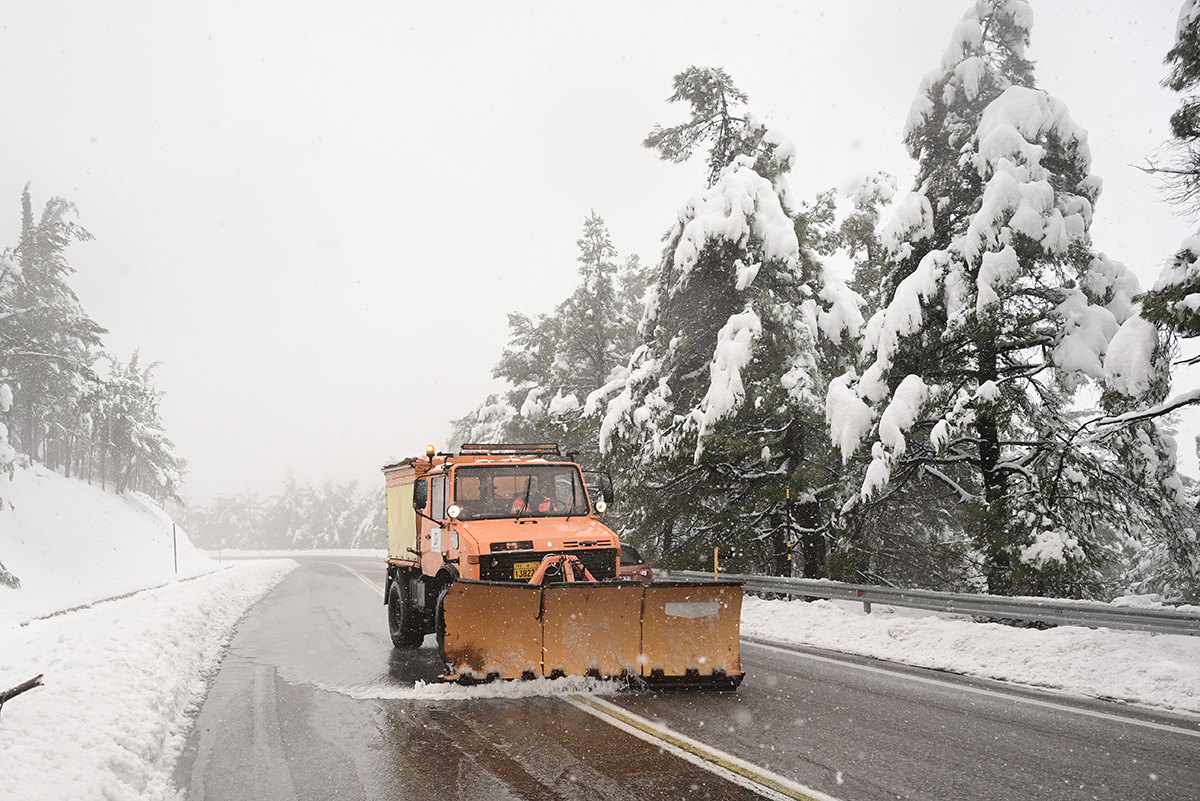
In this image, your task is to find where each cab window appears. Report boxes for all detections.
[430,475,447,519]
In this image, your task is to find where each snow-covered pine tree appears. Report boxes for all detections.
[826,0,1190,598]
[97,352,185,502]
[598,67,861,575]
[1082,1,1200,600]
[1134,2,1200,391]
[449,213,647,459]
[1,185,104,476]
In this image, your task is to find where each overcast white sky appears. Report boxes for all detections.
[0,0,1194,501]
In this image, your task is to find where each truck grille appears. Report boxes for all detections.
[479,548,618,582]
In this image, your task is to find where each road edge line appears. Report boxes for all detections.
[566,694,841,801]
[337,562,384,597]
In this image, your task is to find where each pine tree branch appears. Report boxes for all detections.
[1087,388,1200,431]
[921,465,980,503]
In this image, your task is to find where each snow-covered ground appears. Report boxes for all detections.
[0,462,217,629]
[0,465,296,801]
[741,597,1200,714]
[1,464,1198,800]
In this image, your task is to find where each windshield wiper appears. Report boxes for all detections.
[565,480,580,521]
[515,477,533,521]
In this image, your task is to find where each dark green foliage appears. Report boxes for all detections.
[1166,12,1200,137]
[644,67,751,187]
[0,558,18,589]
[1138,142,1200,361]
[450,212,648,462]
[1148,10,1200,214]
[1138,261,1200,343]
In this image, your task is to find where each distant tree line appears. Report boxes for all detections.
[452,1,1200,601]
[179,476,385,550]
[0,184,184,504]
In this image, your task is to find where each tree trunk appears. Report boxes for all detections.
[771,510,789,576]
[975,339,1011,594]
[798,499,825,578]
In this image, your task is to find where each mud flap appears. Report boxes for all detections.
[639,582,743,687]
[441,581,543,681]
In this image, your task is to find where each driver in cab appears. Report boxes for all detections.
[509,477,564,514]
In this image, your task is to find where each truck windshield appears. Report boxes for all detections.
[453,464,591,520]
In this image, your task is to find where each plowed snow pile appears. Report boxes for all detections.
[0,464,295,801]
[741,596,1200,714]
[0,561,295,801]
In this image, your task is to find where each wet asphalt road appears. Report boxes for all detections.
[174,554,1200,801]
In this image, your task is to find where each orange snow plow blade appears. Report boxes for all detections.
[440,579,744,688]
[639,582,743,687]
[542,582,644,678]
[441,581,543,681]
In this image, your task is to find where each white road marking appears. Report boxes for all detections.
[745,640,1200,739]
[338,563,384,597]
[565,694,843,801]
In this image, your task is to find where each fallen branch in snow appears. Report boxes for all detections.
[0,674,44,718]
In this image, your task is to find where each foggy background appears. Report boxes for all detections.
[0,0,1191,501]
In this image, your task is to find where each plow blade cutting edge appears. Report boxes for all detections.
[440,580,744,688]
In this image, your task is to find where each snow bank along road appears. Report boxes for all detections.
[175,554,1200,801]
[3,552,1198,800]
[0,560,296,801]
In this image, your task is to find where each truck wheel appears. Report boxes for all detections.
[434,584,450,663]
[387,579,423,649]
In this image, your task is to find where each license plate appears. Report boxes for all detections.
[513,561,539,580]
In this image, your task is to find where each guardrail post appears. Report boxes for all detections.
[857,589,871,614]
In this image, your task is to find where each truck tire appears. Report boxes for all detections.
[434,584,450,663]
[387,579,423,649]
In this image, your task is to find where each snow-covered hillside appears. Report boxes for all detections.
[0,462,217,629]
[0,465,294,801]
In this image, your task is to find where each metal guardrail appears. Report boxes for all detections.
[664,570,1200,637]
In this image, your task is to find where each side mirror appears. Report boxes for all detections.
[412,480,427,510]
[602,486,614,504]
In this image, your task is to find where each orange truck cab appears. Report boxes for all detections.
[382,443,743,688]
[383,445,618,640]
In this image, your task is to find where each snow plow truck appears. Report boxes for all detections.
[382,443,744,688]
